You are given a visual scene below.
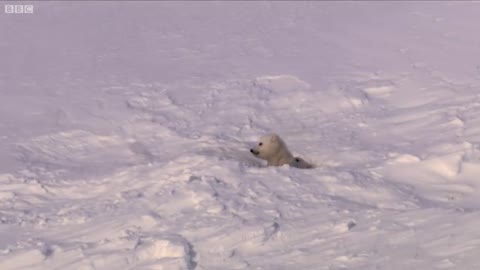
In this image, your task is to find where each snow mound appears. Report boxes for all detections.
[16,130,140,178]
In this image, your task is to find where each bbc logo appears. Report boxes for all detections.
[5,5,34,14]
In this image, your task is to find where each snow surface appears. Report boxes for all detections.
[2,1,480,269]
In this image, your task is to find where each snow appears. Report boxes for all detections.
[2,1,480,269]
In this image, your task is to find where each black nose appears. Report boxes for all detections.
[250,149,254,153]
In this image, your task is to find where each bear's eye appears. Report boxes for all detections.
[295,158,300,162]
[258,142,263,146]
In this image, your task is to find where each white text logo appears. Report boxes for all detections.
[5,5,34,14]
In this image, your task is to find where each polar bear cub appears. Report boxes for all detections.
[250,133,313,168]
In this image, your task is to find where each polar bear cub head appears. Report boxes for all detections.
[291,157,313,169]
[250,133,313,168]
[250,133,292,166]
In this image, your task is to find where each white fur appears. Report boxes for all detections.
[250,133,313,168]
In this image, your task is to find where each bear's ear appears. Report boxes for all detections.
[269,134,279,143]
